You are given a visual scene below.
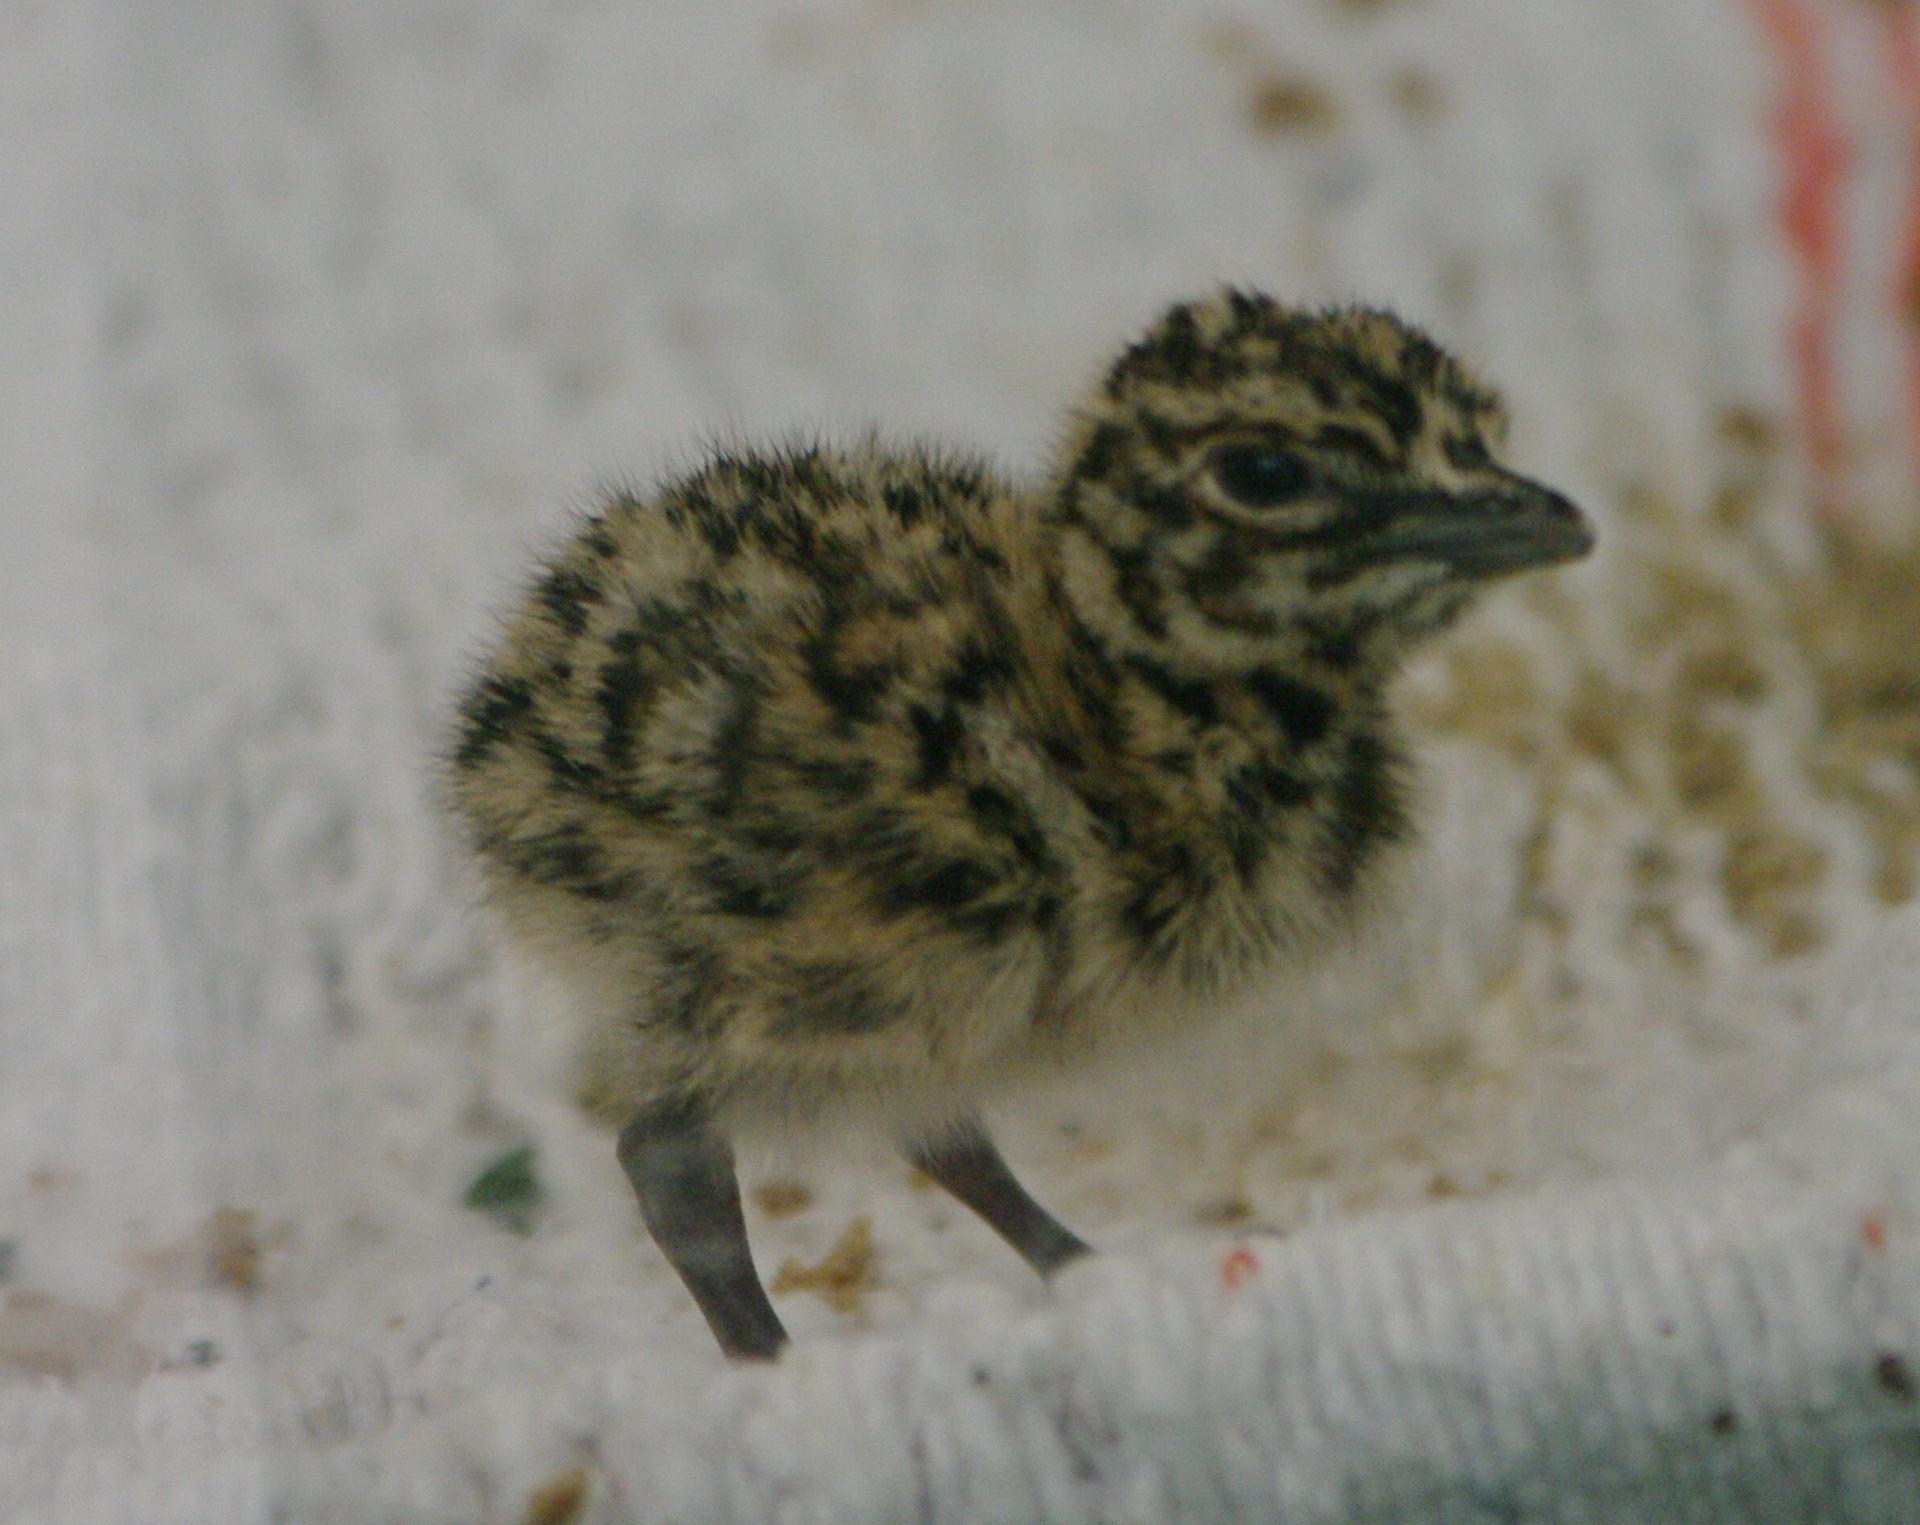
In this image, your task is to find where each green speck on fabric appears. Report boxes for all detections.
[463,1145,543,1236]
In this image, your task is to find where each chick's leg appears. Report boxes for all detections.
[907,1116,1090,1278]
[617,1097,788,1361]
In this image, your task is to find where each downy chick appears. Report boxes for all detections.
[442,290,1593,1359]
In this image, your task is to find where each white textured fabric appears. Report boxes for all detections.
[6,2,1920,1520]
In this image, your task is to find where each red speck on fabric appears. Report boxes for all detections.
[1220,1246,1260,1291]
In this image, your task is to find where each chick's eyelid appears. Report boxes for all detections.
[1311,424,1394,468]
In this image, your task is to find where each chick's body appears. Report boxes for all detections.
[444,291,1592,1358]
[450,441,1379,1137]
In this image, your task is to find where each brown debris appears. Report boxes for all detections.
[1424,1169,1511,1200]
[1399,1032,1477,1085]
[771,1218,877,1313]
[1417,450,1876,964]
[1792,530,1920,908]
[1561,668,1639,767]
[1644,560,1750,644]
[1661,696,1827,959]
[0,1290,153,1384]
[1248,76,1340,135]
[1406,640,1541,760]
[523,1465,590,1525]
[1707,481,1758,532]
[1627,900,1705,970]
[1192,1194,1254,1226]
[1629,841,1677,888]
[1066,1130,1117,1163]
[206,1207,263,1294]
[1388,68,1447,122]
[1721,827,1826,922]
[1715,407,1779,452]
[1677,643,1769,703]
[751,1180,815,1219]
[1669,714,1754,814]
[1515,806,1569,935]
[1862,807,1920,906]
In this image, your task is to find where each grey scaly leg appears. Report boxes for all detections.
[617,1096,788,1361]
[908,1116,1090,1278]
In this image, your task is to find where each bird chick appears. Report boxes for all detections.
[442,290,1592,1360]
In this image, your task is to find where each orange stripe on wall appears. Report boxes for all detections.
[1885,3,1920,473]
[1743,0,1851,509]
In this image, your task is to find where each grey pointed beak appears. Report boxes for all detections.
[1368,475,1594,579]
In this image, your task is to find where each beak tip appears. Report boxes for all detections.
[1527,488,1594,566]
[1562,504,1596,562]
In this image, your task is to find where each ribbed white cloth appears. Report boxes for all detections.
[6,1,1918,1519]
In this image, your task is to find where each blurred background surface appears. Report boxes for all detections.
[6,1,1920,1518]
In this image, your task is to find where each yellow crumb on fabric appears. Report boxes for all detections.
[771,1218,877,1313]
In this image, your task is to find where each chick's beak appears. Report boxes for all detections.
[1371,476,1594,579]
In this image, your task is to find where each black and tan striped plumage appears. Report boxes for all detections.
[442,290,1592,1358]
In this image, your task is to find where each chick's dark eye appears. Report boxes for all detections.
[1207,443,1311,507]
